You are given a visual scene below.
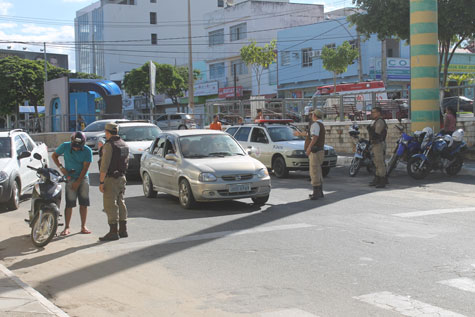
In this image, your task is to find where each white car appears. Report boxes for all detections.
[84,119,129,150]
[0,129,49,210]
[155,113,196,130]
[226,121,337,178]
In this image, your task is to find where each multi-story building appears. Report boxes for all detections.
[0,48,68,69]
[204,0,324,98]
[75,0,222,80]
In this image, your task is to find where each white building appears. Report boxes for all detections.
[75,0,222,80]
[204,0,324,97]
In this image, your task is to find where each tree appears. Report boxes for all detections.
[240,40,277,95]
[321,41,359,94]
[349,0,475,88]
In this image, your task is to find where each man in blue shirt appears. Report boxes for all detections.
[52,132,93,235]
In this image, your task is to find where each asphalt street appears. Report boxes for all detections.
[1,152,475,316]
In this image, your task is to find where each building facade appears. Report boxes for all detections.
[0,49,68,69]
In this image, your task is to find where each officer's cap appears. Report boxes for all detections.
[313,109,324,118]
[105,122,119,133]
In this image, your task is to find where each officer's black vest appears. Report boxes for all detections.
[99,136,129,177]
[369,118,388,143]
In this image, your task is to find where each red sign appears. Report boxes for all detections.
[219,86,243,98]
[315,81,385,96]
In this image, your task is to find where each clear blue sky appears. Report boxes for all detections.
[0,0,347,71]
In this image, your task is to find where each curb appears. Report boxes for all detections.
[0,264,69,317]
[337,156,475,177]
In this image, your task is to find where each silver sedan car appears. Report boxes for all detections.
[140,130,271,209]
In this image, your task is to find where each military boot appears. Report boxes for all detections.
[376,177,386,188]
[317,186,324,198]
[309,187,319,200]
[99,224,119,241]
[369,176,378,186]
[119,221,128,238]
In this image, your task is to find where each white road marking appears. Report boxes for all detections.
[85,223,315,254]
[354,291,466,317]
[0,264,69,317]
[260,308,320,317]
[393,207,475,218]
[438,278,475,293]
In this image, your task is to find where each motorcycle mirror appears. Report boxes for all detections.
[33,153,42,160]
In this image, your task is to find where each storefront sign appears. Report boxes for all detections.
[369,57,411,81]
[194,81,218,96]
[218,86,243,98]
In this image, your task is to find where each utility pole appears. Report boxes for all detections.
[187,0,194,113]
[381,39,387,85]
[92,26,97,75]
[43,42,48,82]
[357,32,363,82]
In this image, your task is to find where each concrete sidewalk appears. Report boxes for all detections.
[337,155,475,176]
[0,264,68,317]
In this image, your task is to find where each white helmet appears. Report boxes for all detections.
[443,134,453,147]
[422,127,433,136]
[452,129,464,142]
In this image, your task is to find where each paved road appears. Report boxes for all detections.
[1,153,475,316]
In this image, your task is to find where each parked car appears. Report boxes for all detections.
[155,113,196,130]
[225,120,337,178]
[0,129,48,210]
[83,119,128,150]
[140,129,271,209]
[442,96,474,113]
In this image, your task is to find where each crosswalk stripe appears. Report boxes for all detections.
[438,278,475,293]
[354,291,466,316]
[259,308,320,317]
[393,207,475,218]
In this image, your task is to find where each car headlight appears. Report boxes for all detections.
[257,168,269,178]
[88,136,97,141]
[199,173,217,182]
[290,150,306,157]
[0,171,8,183]
[328,148,336,156]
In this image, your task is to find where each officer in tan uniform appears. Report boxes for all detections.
[368,106,388,188]
[98,123,129,241]
[305,109,326,200]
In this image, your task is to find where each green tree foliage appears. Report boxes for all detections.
[321,41,359,94]
[240,40,277,95]
[349,0,475,87]
[123,62,199,108]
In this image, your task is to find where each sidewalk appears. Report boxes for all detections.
[0,264,68,317]
[337,155,475,177]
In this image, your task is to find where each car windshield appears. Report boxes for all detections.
[84,121,108,132]
[179,134,245,158]
[119,126,161,142]
[268,126,303,142]
[0,137,11,158]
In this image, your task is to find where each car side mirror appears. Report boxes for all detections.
[33,153,42,160]
[165,153,178,161]
[247,146,252,155]
[18,151,31,159]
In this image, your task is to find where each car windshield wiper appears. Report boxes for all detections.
[234,153,245,156]
[184,154,208,158]
[208,152,232,157]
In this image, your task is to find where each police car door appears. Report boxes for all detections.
[249,127,271,167]
[161,137,178,193]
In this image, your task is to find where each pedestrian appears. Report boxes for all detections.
[442,107,456,135]
[305,109,325,200]
[237,116,243,125]
[52,131,93,235]
[209,114,222,130]
[367,106,388,188]
[255,109,264,121]
[98,123,129,241]
[78,115,86,131]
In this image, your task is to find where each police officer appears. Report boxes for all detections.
[368,106,388,188]
[305,109,326,200]
[98,123,129,241]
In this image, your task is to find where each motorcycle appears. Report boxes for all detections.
[26,153,66,247]
[348,123,375,177]
[386,124,425,176]
[407,129,467,180]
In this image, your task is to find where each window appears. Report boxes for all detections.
[218,0,224,7]
[268,63,277,85]
[152,138,166,157]
[230,23,247,42]
[234,127,251,141]
[231,60,248,75]
[150,12,157,24]
[20,134,35,152]
[302,48,312,67]
[209,62,225,80]
[150,0,157,2]
[14,135,27,157]
[226,127,239,136]
[281,51,290,66]
[349,39,358,50]
[171,115,181,120]
[151,33,157,45]
[325,43,336,50]
[209,29,224,46]
[157,115,166,122]
[250,128,268,143]
[164,138,176,155]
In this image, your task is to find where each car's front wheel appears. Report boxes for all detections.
[272,156,289,178]
[7,179,20,211]
[142,173,157,198]
[179,179,196,209]
[252,195,269,206]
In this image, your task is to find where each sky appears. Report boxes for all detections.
[0,0,348,71]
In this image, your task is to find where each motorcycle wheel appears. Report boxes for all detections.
[349,158,361,177]
[31,210,58,248]
[387,155,399,177]
[407,156,430,180]
[445,155,463,176]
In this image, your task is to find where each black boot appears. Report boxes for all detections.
[369,176,378,187]
[384,176,389,185]
[119,220,128,238]
[99,224,119,241]
[317,186,324,198]
[376,176,386,188]
[309,187,319,200]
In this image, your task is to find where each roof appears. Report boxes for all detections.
[116,121,158,127]
[69,79,122,96]
[165,129,226,137]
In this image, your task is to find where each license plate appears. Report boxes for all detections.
[228,183,251,193]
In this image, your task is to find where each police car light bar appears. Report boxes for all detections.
[255,119,294,124]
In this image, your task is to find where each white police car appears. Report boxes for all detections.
[226,120,337,178]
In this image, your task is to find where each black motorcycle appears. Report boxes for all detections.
[348,123,375,177]
[27,153,66,247]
